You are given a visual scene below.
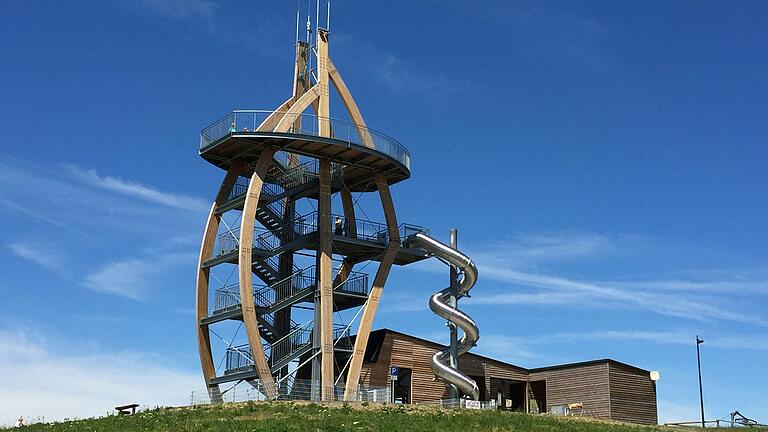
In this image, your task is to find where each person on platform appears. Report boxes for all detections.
[228,122,237,133]
[334,216,344,236]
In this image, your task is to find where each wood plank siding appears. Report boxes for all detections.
[530,363,611,419]
[355,329,657,425]
[609,362,658,425]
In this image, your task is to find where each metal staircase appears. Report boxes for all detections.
[209,265,369,322]
[223,322,355,376]
[203,157,406,388]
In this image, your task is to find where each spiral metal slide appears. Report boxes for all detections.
[404,232,480,400]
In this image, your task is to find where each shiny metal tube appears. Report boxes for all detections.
[404,233,480,400]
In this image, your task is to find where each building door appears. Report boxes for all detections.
[529,380,546,414]
[393,367,412,404]
[469,375,487,401]
[508,382,526,411]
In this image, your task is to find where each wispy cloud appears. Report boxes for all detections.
[482,232,612,263]
[0,156,205,237]
[405,231,768,326]
[83,252,194,300]
[0,326,199,426]
[334,34,472,96]
[373,53,451,95]
[505,6,613,72]
[467,290,585,306]
[7,242,67,275]
[474,265,766,325]
[473,334,540,363]
[66,165,208,212]
[0,198,85,236]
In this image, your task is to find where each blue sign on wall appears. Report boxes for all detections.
[390,366,398,377]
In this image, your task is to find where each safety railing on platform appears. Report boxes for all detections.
[333,324,354,351]
[336,269,369,295]
[253,266,316,308]
[212,265,369,319]
[200,110,410,171]
[216,228,240,255]
[212,287,241,313]
[227,159,342,203]
[224,320,359,377]
[268,325,313,366]
[224,326,313,374]
[225,344,256,374]
[295,212,430,245]
[219,213,429,261]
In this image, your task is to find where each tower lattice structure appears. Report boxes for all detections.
[195,26,428,402]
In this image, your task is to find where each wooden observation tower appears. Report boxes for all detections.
[195,5,429,402]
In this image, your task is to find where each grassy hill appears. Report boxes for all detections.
[6,401,765,432]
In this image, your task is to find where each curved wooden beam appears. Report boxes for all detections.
[343,173,400,400]
[274,86,321,133]
[196,162,244,403]
[239,148,278,400]
[328,59,374,149]
[257,97,294,132]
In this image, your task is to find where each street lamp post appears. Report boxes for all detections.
[696,336,705,428]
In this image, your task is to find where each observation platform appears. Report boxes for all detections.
[202,212,430,271]
[199,110,411,192]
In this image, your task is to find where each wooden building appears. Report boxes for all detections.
[352,329,658,425]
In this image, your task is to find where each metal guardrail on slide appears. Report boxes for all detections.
[200,110,411,171]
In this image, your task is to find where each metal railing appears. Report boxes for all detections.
[333,324,354,350]
[225,344,256,374]
[229,176,286,200]
[228,159,342,202]
[190,378,390,404]
[216,229,240,255]
[219,212,429,259]
[417,399,498,410]
[213,265,369,317]
[200,110,411,171]
[225,323,358,376]
[254,266,316,307]
[225,324,313,374]
[296,212,429,245]
[213,287,241,313]
[336,269,369,295]
[269,325,313,366]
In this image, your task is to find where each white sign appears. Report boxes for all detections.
[465,400,481,410]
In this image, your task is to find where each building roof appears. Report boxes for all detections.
[368,328,651,376]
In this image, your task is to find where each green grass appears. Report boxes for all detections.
[6,402,767,432]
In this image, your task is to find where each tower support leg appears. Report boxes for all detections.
[317,158,335,401]
[238,149,278,400]
[343,173,400,400]
[196,162,244,403]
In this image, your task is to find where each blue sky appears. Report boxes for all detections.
[1,0,767,425]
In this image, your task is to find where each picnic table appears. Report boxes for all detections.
[115,403,139,415]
